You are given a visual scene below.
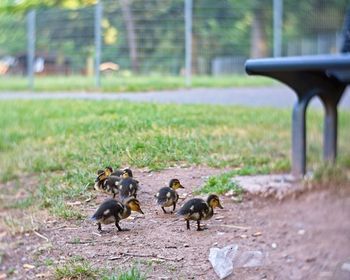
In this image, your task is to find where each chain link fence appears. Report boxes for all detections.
[0,0,348,88]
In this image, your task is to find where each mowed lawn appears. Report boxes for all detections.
[0,75,274,92]
[0,100,349,218]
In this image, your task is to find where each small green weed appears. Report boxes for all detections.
[7,196,34,209]
[198,166,271,197]
[54,256,102,280]
[310,164,349,188]
[103,267,146,280]
[54,257,146,280]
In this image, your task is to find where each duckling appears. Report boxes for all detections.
[94,167,112,184]
[155,179,184,214]
[111,168,134,178]
[90,197,144,232]
[119,177,140,200]
[177,194,223,231]
[94,167,121,198]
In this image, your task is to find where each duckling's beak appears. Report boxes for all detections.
[95,173,105,182]
[218,202,224,209]
[138,208,144,214]
[179,184,184,189]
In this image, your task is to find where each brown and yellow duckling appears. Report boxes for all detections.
[111,168,133,178]
[155,179,184,214]
[94,167,121,198]
[177,194,223,231]
[90,197,144,232]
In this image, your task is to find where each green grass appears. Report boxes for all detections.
[54,256,101,280]
[0,74,274,92]
[0,100,349,217]
[103,267,146,280]
[54,256,145,280]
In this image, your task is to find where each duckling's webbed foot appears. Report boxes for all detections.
[196,220,204,231]
[115,222,123,231]
[97,222,102,232]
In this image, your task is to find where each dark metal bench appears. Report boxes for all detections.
[245,54,350,177]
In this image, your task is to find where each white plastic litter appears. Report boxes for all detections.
[209,244,238,279]
[209,244,264,279]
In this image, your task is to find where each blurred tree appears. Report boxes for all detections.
[120,0,139,73]
[0,0,97,12]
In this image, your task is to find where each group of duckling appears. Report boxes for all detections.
[91,167,223,232]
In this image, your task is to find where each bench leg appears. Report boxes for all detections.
[322,98,338,163]
[292,96,312,177]
[324,102,337,162]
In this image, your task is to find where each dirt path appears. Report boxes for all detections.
[1,167,350,279]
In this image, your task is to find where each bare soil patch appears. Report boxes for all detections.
[1,166,350,280]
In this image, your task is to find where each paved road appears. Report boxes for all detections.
[1,86,350,109]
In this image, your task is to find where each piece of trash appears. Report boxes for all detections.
[209,244,238,279]
[209,244,265,279]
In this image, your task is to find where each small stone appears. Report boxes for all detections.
[23,264,35,270]
[225,189,234,196]
[183,243,190,248]
[271,243,277,249]
[297,229,305,235]
[240,234,248,239]
[231,196,242,202]
[66,201,82,206]
[305,257,316,263]
[215,216,225,220]
[341,262,350,272]
[252,232,262,237]
[212,242,218,246]
[36,272,50,278]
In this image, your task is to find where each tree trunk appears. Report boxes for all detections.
[250,8,268,58]
[120,0,139,73]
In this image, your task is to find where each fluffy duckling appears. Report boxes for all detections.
[94,167,121,198]
[94,167,112,184]
[111,168,133,178]
[119,177,140,200]
[155,179,184,214]
[90,197,144,232]
[177,194,223,231]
